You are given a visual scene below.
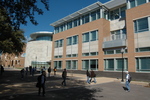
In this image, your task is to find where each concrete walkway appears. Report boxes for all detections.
[0,68,149,100]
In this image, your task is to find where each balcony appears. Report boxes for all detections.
[103,33,126,48]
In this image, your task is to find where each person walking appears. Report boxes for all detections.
[125,71,130,92]
[90,70,96,83]
[86,70,90,84]
[0,65,4,75]
[25,67,28,76]
[47,67,51,77]
[37,71,46,96]
[54,67,57,75]
[31,67,35,76]
[61,69,67,86]
[29,66,32,75]
[20,68,24,80]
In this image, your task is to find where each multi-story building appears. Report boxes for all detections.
[50,0,150,80]
[0,45,26,68]
[24,31,53,69]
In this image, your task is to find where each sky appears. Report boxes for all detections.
[20,0,110,38]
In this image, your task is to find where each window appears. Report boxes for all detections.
[55,39,64,48]
[130,0,136,8]
[116,59,123,71]
[54,61,62,69]
[67,37,72,46]
[60,25,64,32]
[82,59,98,70]
[136,57,150,72]
[121,6,126,18]
[85,14,89,23]
[82,32,89,43]
[72,54,78,57]
[66,54,71,57]
[55,27,59,34]
[116,58,128,71]
[36,36,51,41]
[55,41,58,48]
[110,6,126,20]
[105,50,114,54]
[82,60,89,70]
[122,28,126,34]
[67,35,78,45]
[134,17,149,33]
[129,0,147,8]
[54,9,102,33]
[73,19,78,27]
[90,60,98,70]
[136,47,150,52]
[104,48,127,55]
[54,55,62,58]
[90,52,98,56]
[83,52,98,56]
[67,21,72,29]
[73,18,80,27]
[103,10,108,19]
[72,60,78,69]
[32,61,50,69]
[91,30,97,41]
[91,11,97,21]
[54,56,58,58]
[105,59,128,71]
[82,53,89,56]
[72,35,78,45]
[82,30,98,43]
[114,9,119,19]
[137,0,146,6]
[105,59,114,71]
[66,61,71,69]
[110,9,119,20]
[59,39,63,47]
[66,60,78,70]
[97,9,100,19]
[66,54,78,57]
[116,49,121,54]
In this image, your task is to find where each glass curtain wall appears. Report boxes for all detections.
[31,61,50,69]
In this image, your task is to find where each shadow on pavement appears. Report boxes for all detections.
[0,70,92,99]
[0,86,103,100]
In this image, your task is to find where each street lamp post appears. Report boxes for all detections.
[121,48,124,82]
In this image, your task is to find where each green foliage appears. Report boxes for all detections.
[0,0,49,55]
[0,0,49,29]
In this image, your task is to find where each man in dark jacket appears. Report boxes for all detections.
[90,70,96,83]
[47,67,51,77]
[38,71,46,96]
[61,69,67,86]
[86,70,90,84]
[0,65,4,75]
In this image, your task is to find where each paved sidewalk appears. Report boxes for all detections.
[0,68,149,100]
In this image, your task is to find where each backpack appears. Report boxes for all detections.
[128,75,132,83]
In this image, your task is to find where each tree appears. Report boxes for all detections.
[0,0,49,55]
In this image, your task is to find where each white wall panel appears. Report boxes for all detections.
[25,41,52,67]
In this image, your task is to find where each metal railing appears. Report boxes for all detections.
[104,33,126,42]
